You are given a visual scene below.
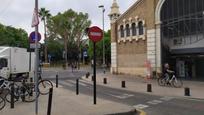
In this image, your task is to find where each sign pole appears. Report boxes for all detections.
[34,0,39,114]
[93,42,96,104]
[88,26,103,105]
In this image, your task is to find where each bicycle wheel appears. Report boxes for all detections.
[24,84,39,102]
[157,78,166,86]
[5,84,19,103]
[172,78,183,88]
[38,80,53,95]
[0,96,6,111]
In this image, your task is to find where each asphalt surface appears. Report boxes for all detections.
[42,68,204,115]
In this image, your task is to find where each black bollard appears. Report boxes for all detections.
[86,72,90,78]
[184,87,190,96]
[76,79,79,95]
[122,81,126,88]
[147,84,152,92]
[47,88,53,115]
[103,78,107,84]
[92,76,94,81]
[10,82,14,109]
[56,74,58,88]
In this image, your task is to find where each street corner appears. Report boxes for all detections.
[136,109,147,115]
[105,108,137,115]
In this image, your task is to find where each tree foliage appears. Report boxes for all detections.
[47,9,91,66]
[0,23,28,48]
[39,7,51,62]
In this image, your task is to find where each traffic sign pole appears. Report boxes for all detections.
[93,42,96,104]
[88,26,103,105]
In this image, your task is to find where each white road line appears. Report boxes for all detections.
[109,93,134,99]
[147,100,163,105]
[133,104,149,109]
[160,96,174,101]
[79,82,88,87]
[68,80,88,87]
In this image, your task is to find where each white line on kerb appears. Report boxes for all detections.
[133,104,149,109]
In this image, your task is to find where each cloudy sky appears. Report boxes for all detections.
[0,0,137,41]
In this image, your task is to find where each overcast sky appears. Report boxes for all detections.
[0,0,137,41]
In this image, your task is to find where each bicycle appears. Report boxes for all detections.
[37,75,53,95]
[5,80,38,103]
[0,76,38,103]
[157,73,183,88]
[0,96,6,111]
[37,66,53,95]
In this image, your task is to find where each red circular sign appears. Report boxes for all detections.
[88,26,103,43]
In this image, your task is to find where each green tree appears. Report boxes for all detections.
[39,8,51,63]
[0,23,28,48]
[47,39,63,62]
[47,9,91,68]
[72,12,91,69]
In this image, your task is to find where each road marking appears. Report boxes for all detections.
[79,82,88,87]
[109,93,134,99]
[68,80,88,87]
[160,96,174,101]
[133,104,149,109]
[147,100,163,105]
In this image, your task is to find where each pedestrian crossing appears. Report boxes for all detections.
[133,96,174,110]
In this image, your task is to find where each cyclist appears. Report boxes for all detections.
[164,63,175,84]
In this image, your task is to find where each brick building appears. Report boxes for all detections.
[109,0,204,79]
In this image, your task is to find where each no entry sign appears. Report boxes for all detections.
[88,26,103,43]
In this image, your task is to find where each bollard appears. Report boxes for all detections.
[92,76,94,81]
[147,84,152,92]
[103,78,107,84]
[47,88,53,115]
[10,82,14,109]
[86,72,90,78]
[56,74,58,88]
[184,87,190,96]
[76,79,79,95]
[121,81,126,88]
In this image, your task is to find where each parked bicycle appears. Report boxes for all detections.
[37,75,53,95]
[157,74,183,88]
[5,80,38,103]
[37,65,53,95]
[0,96,6,111]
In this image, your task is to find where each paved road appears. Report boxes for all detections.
[42,69,204,115]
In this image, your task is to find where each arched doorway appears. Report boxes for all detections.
[159,0,204,79]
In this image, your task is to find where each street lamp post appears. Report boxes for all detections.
[98,5,105,67]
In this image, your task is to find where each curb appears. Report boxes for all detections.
[106,109,137,115]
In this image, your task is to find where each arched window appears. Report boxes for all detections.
[120,25,124,38]
[126,24,130,37]
[132,23,136,36]
[138,21,144,35]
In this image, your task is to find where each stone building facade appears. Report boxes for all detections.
[109,0,204,79]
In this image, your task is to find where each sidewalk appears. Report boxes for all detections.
[82,72,204,100]
[0,84,136,115]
